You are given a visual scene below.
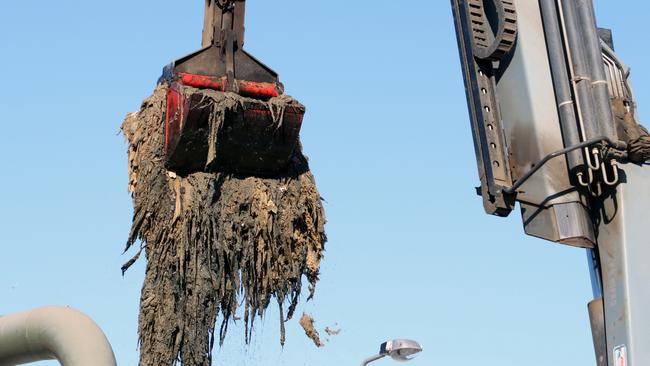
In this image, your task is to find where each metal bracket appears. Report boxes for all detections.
[452,0,516,216]
[502,136,627,195]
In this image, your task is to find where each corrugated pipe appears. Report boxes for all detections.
[0,306,117,366]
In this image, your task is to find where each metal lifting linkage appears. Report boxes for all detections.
[451,1,650,365]
[159,0,305,176]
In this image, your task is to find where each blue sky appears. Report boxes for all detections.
[1,1,649,365]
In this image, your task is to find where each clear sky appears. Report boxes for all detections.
[1,1,649,365]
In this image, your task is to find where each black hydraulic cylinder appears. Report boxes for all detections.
[558,0,600,142]
[539,0,584,171]
[576,0,618,141]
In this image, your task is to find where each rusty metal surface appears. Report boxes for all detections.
[171,44,279,87]
[168,0,280,92]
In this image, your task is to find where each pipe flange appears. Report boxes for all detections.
[468,0,518,61]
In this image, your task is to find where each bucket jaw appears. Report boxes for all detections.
[165,84,305,175]
[159,0,304,175]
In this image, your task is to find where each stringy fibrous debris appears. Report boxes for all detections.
[121,85,326,366]
[612,92,650,163]
[625,124,650,163]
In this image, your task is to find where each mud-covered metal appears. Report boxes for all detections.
[601,40,650,164]
[165,83,304,175]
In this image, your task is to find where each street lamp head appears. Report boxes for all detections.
[361,338,423,365]
[380,339,423,362]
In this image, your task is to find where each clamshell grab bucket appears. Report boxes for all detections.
[159,0,305,175]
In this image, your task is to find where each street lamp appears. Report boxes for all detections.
[361,339,423,366]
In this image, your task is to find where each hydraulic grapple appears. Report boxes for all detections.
[160,0,304,175]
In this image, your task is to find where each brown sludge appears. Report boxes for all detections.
[612,96,650,163]
[299,313,324,348]
[121,85,327,366]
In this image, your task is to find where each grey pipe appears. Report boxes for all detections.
[0,306,117,366]
[558,0,600,142]
[539,0,584,171]
[576,0,617,140]
[588,298,607,366]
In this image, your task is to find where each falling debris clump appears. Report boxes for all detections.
[299,313,324,348]
[122,85,327,366]
[325,326,342,337]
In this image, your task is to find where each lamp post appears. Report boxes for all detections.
[361,339,423,366]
